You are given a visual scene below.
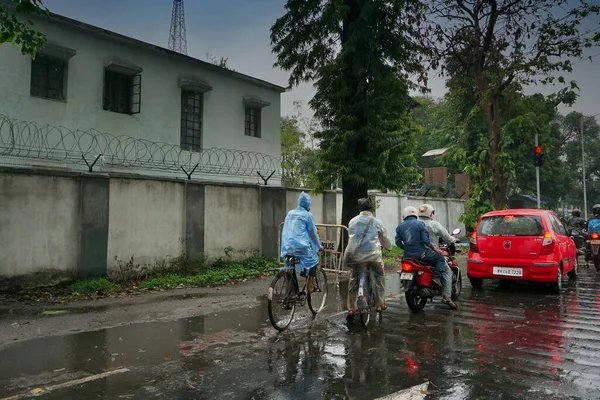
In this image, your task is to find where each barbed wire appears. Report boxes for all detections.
[0,115,282,181]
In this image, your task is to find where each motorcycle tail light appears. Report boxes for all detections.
[401,262,413,272]
[591,233,599,240]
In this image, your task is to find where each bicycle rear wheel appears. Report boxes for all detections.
[308,267,328,315]
[357,274,371,328]
[268,270,296,331]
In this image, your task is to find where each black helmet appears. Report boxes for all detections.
[357,197,373,212]
[593,204,600,216]
[572,208,581,217]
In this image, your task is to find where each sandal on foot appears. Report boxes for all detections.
[442,297,458,310]
[376,305,388,312]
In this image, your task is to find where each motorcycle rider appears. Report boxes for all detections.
[567,208,587,232]
[587,205,600,234]
[417,204,459,250]
[344,197,393,322]
[280,192,322,294]
[585,205,600,267]
[395,206,457,309]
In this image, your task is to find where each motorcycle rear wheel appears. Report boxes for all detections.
[452,270,462,300]
[594,257,600,272]
[405,287,428,313]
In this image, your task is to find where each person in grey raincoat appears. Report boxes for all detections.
[344,197,392,321]
[417,204,459,250]
[280,192,322,292]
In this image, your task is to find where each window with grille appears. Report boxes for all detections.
[30,54,67,101]
[180,90,203,151]
[103,70,141,115]
[245,106,261,138]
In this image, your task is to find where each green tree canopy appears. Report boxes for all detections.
[424,0,600,214]
[271,0,426,228]
[1,0,47,57]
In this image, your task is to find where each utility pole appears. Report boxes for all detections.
[582,116,587,219]
[535,133,541,209]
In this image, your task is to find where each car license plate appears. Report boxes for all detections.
[400,273,413,280]
[591,240,600,245]
[493,267,523,277]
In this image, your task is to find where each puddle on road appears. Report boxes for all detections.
[0,276,378,398]
[6,270,600,399]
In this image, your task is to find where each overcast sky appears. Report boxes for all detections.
[44,0,600,121]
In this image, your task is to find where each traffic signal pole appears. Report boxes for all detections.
[535,133,541,209]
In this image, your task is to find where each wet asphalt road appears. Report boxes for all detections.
[2,263,600,400]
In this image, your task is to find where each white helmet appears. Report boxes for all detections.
[402,206,418,220]
[418,204,435,219]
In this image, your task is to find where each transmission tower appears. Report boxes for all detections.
[168,0,188,55]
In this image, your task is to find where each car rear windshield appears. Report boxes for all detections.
[477,215,544,237]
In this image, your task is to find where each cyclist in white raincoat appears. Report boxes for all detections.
[344,197,392,321]
[280,192,321,292]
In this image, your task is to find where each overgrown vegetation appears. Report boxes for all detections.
[67,251,280,295]
[383,246,404,266]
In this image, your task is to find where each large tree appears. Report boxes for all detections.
[271,0,425,230]
[1,0,47,57]
[425,0,600,211]
[280,106,319,189]
[560,112,600,211]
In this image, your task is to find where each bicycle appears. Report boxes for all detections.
[355,264,382,329]
[268,255,328,331]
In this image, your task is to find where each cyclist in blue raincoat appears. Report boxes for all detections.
[280,192,322,292]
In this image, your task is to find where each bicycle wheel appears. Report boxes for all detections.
[308,267,328,315]
[268,270,296,331]
[357,275,371,328]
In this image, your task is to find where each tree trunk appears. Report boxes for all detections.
[338,179,368,251]
[486,95,508,209]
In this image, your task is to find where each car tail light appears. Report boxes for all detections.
[591,233,599,240]
[540,232,554,255]
[401,262,413,272]
[469,232,479,253]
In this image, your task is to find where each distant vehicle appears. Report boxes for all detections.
[467,209,578,293]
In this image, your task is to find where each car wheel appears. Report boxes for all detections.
[469,278,483,289]
[552,267,562,294]
[567,259,578,280]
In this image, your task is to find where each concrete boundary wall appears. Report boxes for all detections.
[0,167,465,282]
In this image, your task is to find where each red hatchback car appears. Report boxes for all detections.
[467,209,577,293]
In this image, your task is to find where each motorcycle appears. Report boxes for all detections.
[399,228,463,313]
[569,228,588,258]
[586,231,600,271]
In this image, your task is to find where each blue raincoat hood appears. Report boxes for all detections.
[298,192,312,211]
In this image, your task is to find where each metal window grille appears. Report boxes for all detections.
[30,55,66,101]
[103,70,141,115]
[180,90,203,151]
[244,107,260,138]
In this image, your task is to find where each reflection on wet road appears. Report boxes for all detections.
[2,267,600,399]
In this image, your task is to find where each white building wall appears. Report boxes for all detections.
[0,15,282,184]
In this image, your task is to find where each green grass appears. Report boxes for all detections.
[383,245,404,259]
[382,245,403,267]
[70,278,120,294]
[69,256,280,294]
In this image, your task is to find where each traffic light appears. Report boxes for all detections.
[534,146,544,167]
